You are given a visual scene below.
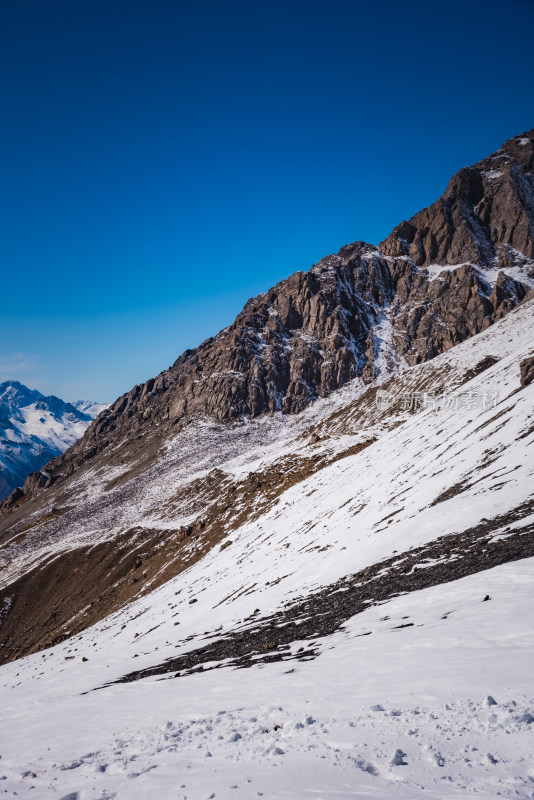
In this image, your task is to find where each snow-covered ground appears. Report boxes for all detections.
[1,301,533,798]
[1,560,533,799]
[424,260,534,290]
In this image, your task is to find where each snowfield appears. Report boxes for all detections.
[1,560,533,799]
[1,299,533,799]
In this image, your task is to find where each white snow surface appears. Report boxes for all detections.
[1,301,534,798]
[481,169,504,181]
[424,261,534,290]
[1,562,533,799]
[14,402,90,450]
[71,400,109,419]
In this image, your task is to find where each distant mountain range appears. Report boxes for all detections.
[0,381,107,500]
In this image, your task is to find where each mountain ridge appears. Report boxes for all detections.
[0,129,533,671]
[3,128,533,512]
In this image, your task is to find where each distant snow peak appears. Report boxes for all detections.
[71,399,108,419]
[0,381,106,500]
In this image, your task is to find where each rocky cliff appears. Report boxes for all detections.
[1,130,534,667]
[3,129,534,510]
[380,132,534,267]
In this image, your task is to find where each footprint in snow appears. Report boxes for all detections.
[352,757,378,776]
[422,743,445,766]
[59,760,83,771]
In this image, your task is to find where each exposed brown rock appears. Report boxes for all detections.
[1,130,532,521]
[3,132,532,518]
[520,355,534,388]
[380,130,534,269]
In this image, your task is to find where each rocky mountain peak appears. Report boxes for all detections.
[380,129,534,269]
[2,130,534,510]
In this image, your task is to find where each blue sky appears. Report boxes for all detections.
[2,0,533,403]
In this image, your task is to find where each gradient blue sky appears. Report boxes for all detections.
[2,0,533,403]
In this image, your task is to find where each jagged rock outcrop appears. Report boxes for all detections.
[380,131,534,268]
[2,130,534,513]
[520,354,534,388]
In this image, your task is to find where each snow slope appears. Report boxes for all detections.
[1,560,533,800]
[0,382,107,500]
[71,399,109,418]
[0,301,533,798]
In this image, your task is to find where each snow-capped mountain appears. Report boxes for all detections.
[70,399,109,418]
[0,130,533,799]
[0,381,106,501]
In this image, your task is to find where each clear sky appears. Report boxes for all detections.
[2,0,533,403]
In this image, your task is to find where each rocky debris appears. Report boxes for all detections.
[3,131,533,515]
[110,500,534,685]
[520,354,534,387]
[463,354,500,382]
[430,480,470,507]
